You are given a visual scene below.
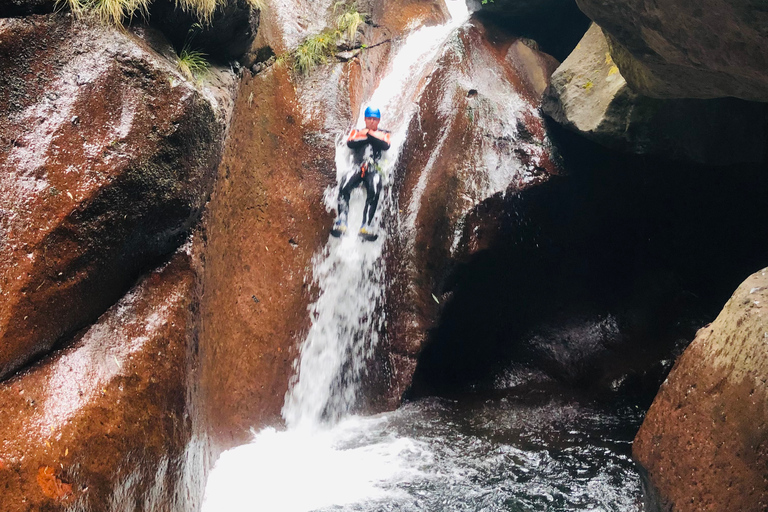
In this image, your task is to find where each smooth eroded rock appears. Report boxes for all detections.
[0,251,201,512]
[543,23,768,164]
[409,118,768,399]
[0,14,232,381]
[385,19,560,402]
[198,64,337,448]
[575,0,768,100]
[634,267,768,512]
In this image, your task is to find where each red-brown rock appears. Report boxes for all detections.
[196,2,400,447]
[0,14,231,381]
[384,20,559,403]
[197,65,338,448]
[634,267,768,511]
[0,250,201,512]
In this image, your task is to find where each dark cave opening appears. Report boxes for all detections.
[409,122,768,406]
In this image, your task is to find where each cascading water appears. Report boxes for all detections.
[202,2,648,510]
[282,0,471,432]
[202,4,473,511]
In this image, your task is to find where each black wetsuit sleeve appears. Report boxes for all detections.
[367,131,391,151]
[347,129,369,149]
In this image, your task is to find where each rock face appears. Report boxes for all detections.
[575,0,768,101]
[385,19,560,403]
[408,118,768,400]
[195,0,414,447]
[197,64,337,447]
[543,23,768,164]
[0,14,232,381]
[634,268,768,512]
[0,250,201,512]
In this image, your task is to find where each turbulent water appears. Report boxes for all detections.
[202,2,648,511]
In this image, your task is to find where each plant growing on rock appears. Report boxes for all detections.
[293,32,337,75]
[290,2,367,75]
[60,0,265,27]
[177,44,209,79]
[334,1,366,42]
[60,0,150,26]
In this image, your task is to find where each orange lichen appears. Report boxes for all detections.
[37,466,73,501]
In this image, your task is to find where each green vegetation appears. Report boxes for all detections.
[290,2,368,75]
[60,0,266,27]
[246,0,266,10]
[177,44,209,79]
[293,32,337,75]
[334,1,366,41]
[61,0,150,26]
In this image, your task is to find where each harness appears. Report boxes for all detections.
[360,156,384,179]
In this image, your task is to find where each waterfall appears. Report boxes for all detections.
[282,0,470,430]
[202,4,469,511]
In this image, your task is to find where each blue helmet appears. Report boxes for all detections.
[364,106,381,119]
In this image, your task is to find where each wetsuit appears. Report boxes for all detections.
[337,128,391,227]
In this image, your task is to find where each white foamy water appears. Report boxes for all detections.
[202,3,469,511]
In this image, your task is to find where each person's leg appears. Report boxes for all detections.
[337,169,362,224]
[361,171,383,227]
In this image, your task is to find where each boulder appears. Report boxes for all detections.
[634,267,768,512]
[575,0,768,101]
[0,14,233,381]
[0,251,202,512]
[408,119,768,399]
[543,23,768,164]
[385,20,560,403]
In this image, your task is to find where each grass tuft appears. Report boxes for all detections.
[334,2,366,41]
[58,0,150,25]
[173,0,219,25]
[289,2,367,75]
[177,44,209,80]
[245,0,266,10]
[293,31,336,75]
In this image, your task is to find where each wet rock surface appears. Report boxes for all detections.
[197,64,338,448]
[0,14,231,381]
[543,23,768,164]
[0,251,200,512]
[634,268,768,512]
[383,20,560,405]
[575,0,768,101]
[409,124,768,402]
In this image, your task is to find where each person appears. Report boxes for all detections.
[331,106,391,240]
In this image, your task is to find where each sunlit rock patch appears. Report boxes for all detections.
[0,251,202,511]
[0,13,233,381]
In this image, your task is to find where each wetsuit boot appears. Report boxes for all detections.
[330,218,347,237]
